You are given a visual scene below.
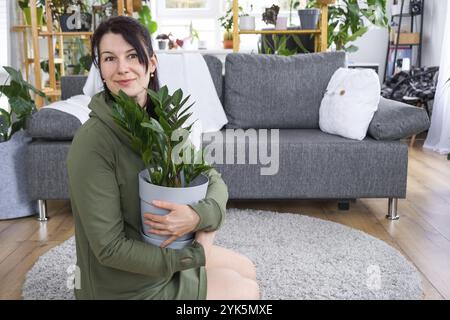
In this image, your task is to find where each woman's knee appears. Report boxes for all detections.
[206,268,260,300]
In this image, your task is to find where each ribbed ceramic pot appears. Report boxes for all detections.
[138,170,209,249]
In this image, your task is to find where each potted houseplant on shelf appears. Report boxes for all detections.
[111,86,212,249]
[297,0,321,30]
[218,2,242,49]
[0,66,46,220]
[18,0,45,26]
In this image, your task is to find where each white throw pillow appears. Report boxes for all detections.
[319,67,381,140]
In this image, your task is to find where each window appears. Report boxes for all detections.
[165,0,208,9]
[0,0,9,67]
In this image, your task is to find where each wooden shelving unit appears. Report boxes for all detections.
[12,0,134,108]
[231,0,333,53]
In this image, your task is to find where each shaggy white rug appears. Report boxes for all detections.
[23,208,423,300]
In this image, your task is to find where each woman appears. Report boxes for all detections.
[67,16,259,300]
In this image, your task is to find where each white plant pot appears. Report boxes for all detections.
[239,16,255,31]
[138,170,209,249]
[0,131,35,220]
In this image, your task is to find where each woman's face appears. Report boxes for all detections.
[99,33,156,107]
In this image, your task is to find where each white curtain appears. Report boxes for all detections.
[423,2,450,154]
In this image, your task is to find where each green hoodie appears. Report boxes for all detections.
[66,91,228,299]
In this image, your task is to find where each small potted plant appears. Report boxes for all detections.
[297,1,321,30]
[218,3,242,49]
[0,66,46,220]
[18,0,45,26]
[111,86,212,249]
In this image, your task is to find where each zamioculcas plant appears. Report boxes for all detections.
[111,86,212,188]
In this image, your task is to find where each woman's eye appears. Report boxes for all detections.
[104,56,115,62]
[129,53,138,59]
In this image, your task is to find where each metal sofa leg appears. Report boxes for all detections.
[37,200,48,222]
[386,198,399,220]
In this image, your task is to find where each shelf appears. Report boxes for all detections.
[41,87,61,97]
[39,31,93,37]
[392,13,412,17]
[12,25,33,31]
[239,29,321,35]
[389,43,420,46]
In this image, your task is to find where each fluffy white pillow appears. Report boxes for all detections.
[82,64,104,97]
[319,67,381,140]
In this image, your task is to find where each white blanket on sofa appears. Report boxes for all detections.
[156,53,228,133]
[43,94,91,124]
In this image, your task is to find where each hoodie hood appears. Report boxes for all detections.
[88,91,135,152]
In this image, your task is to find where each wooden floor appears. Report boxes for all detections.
[1,138,449,300]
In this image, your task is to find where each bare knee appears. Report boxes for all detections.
[206,268,260,300]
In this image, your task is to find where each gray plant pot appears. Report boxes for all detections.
[0,131,35,220]
[138,170,209,249]
[298,8,321,29]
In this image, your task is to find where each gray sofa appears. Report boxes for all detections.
[26,52,430,221]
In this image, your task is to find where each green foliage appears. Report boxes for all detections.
[315,0,388,52]
[18,0,46,9]
[0,66,46,142]
[259,34,311,56]
[111,87,212,188]
[138,5,158,35]
[218,2,243,33]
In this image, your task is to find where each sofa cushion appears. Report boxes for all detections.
[203,129,408,199]
[26,109,82,140]
[223,51,346,129]
[368,97,430,140]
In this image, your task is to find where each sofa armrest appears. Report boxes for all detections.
[368,97,430,140]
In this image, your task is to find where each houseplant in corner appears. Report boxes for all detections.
[314,0,388,52]
[111,86,212,249]
[18,0,45,26]
[0,66,46,220]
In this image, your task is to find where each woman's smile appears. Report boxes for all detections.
[116,79,136,87]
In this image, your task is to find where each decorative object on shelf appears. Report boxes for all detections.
[275,16,288,30]
[0,66,46,220]
[111,87,212,249]
[50,0,92,32]
[262,4,280,27]
[297,8,320,29]
[18,0,45,25]
[409,0,423,15]
[239,14,255,31]
[219,1,243,49]
[155,33,169,50]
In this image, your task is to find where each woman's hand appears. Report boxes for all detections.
[143,200,200,248]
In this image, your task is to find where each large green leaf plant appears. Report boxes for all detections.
[111,86,212,188]
[0,66,46,142]
[323,0,388,52]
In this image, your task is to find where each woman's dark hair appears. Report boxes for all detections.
[91,16,159,118]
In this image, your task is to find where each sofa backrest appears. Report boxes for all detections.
[223,51,346,129]
[60,54,224,101]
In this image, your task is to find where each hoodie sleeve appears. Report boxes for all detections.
[67,122,205,278]
[189,168,229,232]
